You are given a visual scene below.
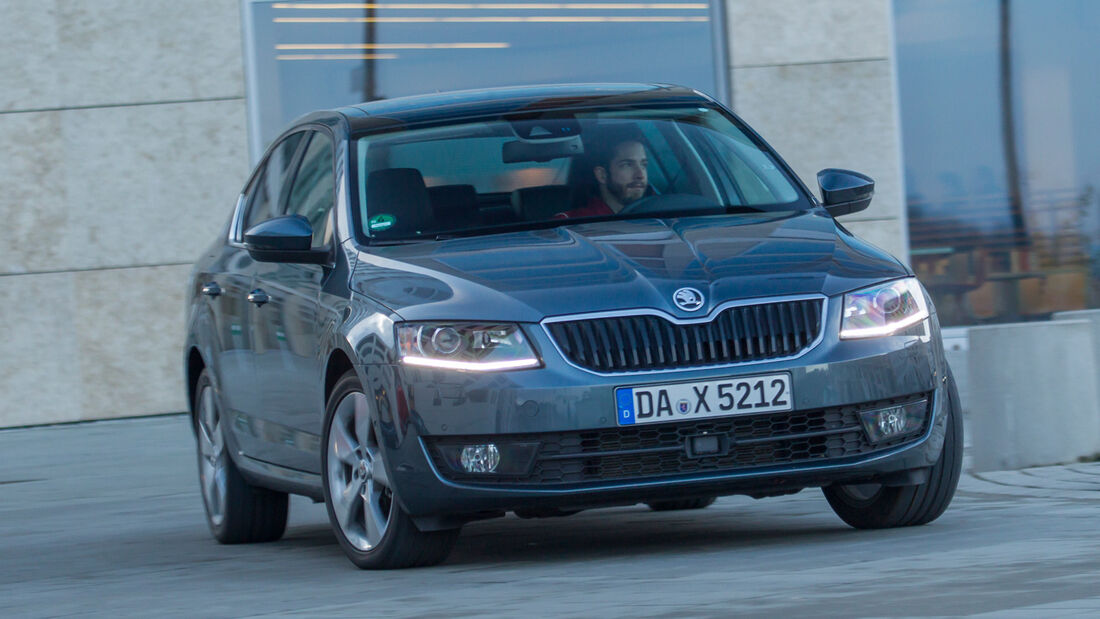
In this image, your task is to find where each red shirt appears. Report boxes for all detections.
[554,196,614,219]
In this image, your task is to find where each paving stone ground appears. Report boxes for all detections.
[1,415,1098,618]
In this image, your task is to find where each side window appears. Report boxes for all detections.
[285,131,335,248]
[636,123,676,194]
[241,131,306,238]
[700,130,799,206]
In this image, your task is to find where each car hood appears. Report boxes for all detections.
[351,210,909,323]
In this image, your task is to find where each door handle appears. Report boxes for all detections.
[247,289,270,307]
[201,282,222,297]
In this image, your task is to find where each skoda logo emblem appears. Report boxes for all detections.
[673,287,705,312]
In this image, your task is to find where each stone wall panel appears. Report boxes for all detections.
[0,99,248,274]
[0,272,84,427]
[72,265,191,421]
[727,0,891,68]
[0,0,243,112]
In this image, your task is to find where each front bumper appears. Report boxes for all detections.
[358,307,950,521]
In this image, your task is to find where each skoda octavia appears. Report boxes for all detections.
[184,84,962,569]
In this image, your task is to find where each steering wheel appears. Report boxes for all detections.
[617,193,718,215]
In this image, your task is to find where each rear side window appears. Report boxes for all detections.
[241,131,306,238]
[285,131,335,248]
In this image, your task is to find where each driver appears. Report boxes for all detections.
[556,133,648,218]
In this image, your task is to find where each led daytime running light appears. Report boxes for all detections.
[401,356,540,371]
[839,310,928,339]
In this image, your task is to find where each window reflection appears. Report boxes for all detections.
[896,0,1100,326]
[245,0,719,159]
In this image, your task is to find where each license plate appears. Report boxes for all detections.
[615,373,793,426]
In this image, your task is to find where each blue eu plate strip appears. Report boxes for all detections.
[616,388,635,425]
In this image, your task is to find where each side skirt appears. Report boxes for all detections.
[235,452,325,502]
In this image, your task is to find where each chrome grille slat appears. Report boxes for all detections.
[546,298,824,373]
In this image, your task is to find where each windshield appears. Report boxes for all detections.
[354,105,806,240]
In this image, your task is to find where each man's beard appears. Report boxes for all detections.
[609,181,646,205]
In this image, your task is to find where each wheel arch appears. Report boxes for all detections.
[324,348,356,406]
[185,346,209,439]
[184,304,218,418]
[187,347,206,411]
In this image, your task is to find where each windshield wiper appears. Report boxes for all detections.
[430,220,567,239]
[368,238,429,246]
[724,205,772,214]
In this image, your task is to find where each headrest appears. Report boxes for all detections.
[511,185,574,221]
[365,168,432,235]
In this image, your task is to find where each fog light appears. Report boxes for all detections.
[436,441,539,476]
[460,444,500,473]
[859,399,928,443]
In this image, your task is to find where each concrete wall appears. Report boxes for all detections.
[968,320,1100,471]
[1053,310,1100,382]
[0,1,248,427]
[725,0,908,260]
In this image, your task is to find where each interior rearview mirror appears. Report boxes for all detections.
[817,168,874,217]
[502,135,583,163]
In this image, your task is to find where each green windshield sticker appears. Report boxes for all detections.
[368,213,396,231]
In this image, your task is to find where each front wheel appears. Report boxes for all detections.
[823,369,964,529]
[321,370,460,569]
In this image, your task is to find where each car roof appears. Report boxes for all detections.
[329,83,713,131]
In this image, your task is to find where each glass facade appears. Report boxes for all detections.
[244,0,725,160]
[895,0,1100,326]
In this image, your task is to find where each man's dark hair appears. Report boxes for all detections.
[587,125,646,171]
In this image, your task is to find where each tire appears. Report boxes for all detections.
[321,370,460,569]
[646,497,717,512]
[823,368,964,529]
[193,369,288,544]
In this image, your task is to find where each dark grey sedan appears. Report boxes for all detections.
[184,84,962,569]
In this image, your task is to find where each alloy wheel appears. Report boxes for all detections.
[197,384,227,527]
[327,391,393,551]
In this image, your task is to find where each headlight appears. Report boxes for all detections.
[840,278,929,339]
[396,323,541,371]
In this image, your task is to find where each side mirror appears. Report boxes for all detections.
[817,168,874,217]
[244,215,329,264]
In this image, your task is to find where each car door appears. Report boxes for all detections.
[249,129,338,473]
[198,191,256,422]
[223,130,307,463]
[207,222,256,422]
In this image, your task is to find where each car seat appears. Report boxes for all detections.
[510,185,574,221]
[427,184,479,230]
[365,168,434,236]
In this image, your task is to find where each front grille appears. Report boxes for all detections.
[425,394,931,486]
[545,298,823,373]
